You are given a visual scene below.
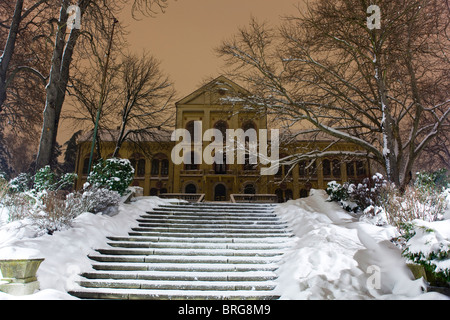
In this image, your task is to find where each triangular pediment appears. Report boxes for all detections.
[176,75,250,106]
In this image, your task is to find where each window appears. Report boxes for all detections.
[161,159,169,176]
[214,120,228,142]
[347,161,356,178]
[332,159,341,178]
[244,184,256,194]
[323,159,331,177]
[137,159,146,177]
[243,153,257,171]
[151,159,160,175]
[214,152,227,174]
[185,183,197,194]
[242,120,256,132]
[185,152,199,171]
[151,155,169,176]
[186,121,196,141]
[356,161,367,177]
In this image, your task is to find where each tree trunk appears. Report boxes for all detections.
[35,1,83,170]
[0,0,24,111]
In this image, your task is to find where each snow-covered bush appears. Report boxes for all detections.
[87,158,134,196]
[33,166,77,193]
[326,181,358,212]
[77,184,120,215]
[402,220,450,284]
[350,173,387,210]
[9,172,31,193]
[30,191,79,235]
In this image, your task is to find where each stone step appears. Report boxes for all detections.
[69,287,279,300]
[141,214,281,223]
[105,241,289,250]
[107,236,291,244]
[71,202,288,300]
[88,254,282,264]
[80,270,278,282]
[136,222,288,230]
[127,231,293,238]
[159,204,277,210]
[95,248,285,257]
[76,279,277,291]
[91,262,279,272]
[148,209,277,215]
[131,227,290,234]
[136,217,286,225]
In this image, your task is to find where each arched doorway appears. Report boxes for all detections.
[214,184,227,201]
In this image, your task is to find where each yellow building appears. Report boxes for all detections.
[75,76,369,202]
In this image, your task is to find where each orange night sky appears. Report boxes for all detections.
[120,0,300,98]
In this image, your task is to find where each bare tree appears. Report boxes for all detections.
[35,0,172,170]
[110,52,175,157]
[218,0,449,188]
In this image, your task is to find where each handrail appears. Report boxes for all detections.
[159,193,205,203]
[230,194,278,203]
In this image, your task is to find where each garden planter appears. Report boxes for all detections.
[0,248,44,296]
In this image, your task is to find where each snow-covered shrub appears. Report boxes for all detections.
[78,184,120,215]
[87,158,134,196]
[9,172,31,193]
[33,166,77,193]
[326,181,358,212]
[350,173,387,210]
[402,221,450,283]
[29,191,78,235]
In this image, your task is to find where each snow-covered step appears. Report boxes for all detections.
[70,202,291,300]
[131,226,289,234]
[96,247,285,257]
[69,287,279,300]
[137,217,285,225]
[137,222,288,229]
[127,231,292,238]
[80,270,278,281]
[88,254,282,264]
[91,262,279,272]
[77,279,277,291]
[106,241,289,250]
[106,236,291,243]
[141,214,281,221]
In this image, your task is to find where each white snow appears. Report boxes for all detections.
[0,192,448,300]
[274,189,448,300]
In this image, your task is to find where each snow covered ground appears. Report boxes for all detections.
[0,191,448,300]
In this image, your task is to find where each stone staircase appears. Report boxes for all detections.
[69,202,293,300]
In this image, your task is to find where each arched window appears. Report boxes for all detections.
[242,120,257,132]
[185,183,197,194]
[214,184,227,201]
[244,184,256,194]
[214,120,228,142]
[300,189,309,198]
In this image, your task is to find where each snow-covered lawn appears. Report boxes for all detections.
[0,191,448,300]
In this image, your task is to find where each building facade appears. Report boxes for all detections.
[75,76,369,202]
